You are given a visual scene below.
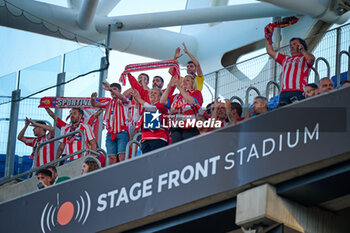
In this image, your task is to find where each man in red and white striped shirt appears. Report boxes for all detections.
[17,118,55,167]
[91,82,129,164]
[56,108,96,161]
[265,25,315,105]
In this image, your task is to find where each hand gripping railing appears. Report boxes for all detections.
[315,57,330,83]
[245,86,261,115]
[265,81,280,99]
[33,129,86,169]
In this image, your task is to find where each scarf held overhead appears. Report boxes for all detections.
[38,96,110,109]
[120,59,180,85]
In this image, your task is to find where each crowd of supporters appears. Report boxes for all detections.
[16,27,350,189]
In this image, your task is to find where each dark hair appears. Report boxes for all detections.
[230,102,243,117]
[139,73,149,82]
[290,37,308,51]
[187,61,196,67]
[153,76,164,83]
[341,80,350,86]
[35,120,47,125]
[206,102,214,115]
[36,168,52,177]
[46,165,57,174]
[306,83,318,89]
[72,107,84,116]
[110,83,122,90]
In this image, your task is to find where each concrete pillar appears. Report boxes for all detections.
[236,184,339,233]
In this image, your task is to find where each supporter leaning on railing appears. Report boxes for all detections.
[160,75,203,143]
[56,108,96,162]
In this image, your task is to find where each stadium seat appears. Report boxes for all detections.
[331,71,348,88]
[268,96,279,111]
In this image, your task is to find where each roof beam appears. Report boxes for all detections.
[77,0,99,29]
[95,3,294,32]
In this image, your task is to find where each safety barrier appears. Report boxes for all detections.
[0,129,100,185]
[265,81,280,99]
[125,140,142,161]
[336,46,350,86]
[245,86,261,115]
[315,57,330,82]
[230,96,244,106]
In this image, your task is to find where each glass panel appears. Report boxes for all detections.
[15,98,55,156]
[19,55,61,97]
[0,98,11,155]
[64,46,104,97]
[0,72,17,99]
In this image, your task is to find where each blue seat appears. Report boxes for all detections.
[0,154,20,177]
[268,96,279,111]
[331,71,348,88]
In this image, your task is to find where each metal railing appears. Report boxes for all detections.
[265,81,280,99]
[230,96,244,106]
[33,129,86,168]
[315,57,331,82]
[336,46,350,86]
[125,132,142,160]
[0,129,100,186]
[131,132,142,158]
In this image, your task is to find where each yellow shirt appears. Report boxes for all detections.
[180,75,204,91]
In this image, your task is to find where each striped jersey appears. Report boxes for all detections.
[103,98,129,135]
[168,89,203,129]
[26,133,55,167]
[275,52,313,92]
[129,99,142,127]
[60,123,95,160]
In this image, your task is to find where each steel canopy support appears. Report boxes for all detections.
[76,0,99,29]
[95,3,294,32]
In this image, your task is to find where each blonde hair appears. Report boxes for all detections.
[184,75,198,91]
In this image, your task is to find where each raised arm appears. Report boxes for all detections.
[224,99,237,124]
[126,73,149,100]
[265,39,277,59]
[210,98,220,120]
[160,77,176,105]
[102,82,128,103]
[169,47,183,75]
[17,117,30,143]
[183,42,203,76]
[296,41,315,66]
[265,24,277,59]
[29,119,55,134]
[123,88,133,98]
[45,108,58,122]
[91,92,104,108]
[131,89,146,106]
[174,78,196,105]
[56,143,65,159]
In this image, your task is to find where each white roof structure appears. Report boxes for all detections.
[0,0,350,73]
